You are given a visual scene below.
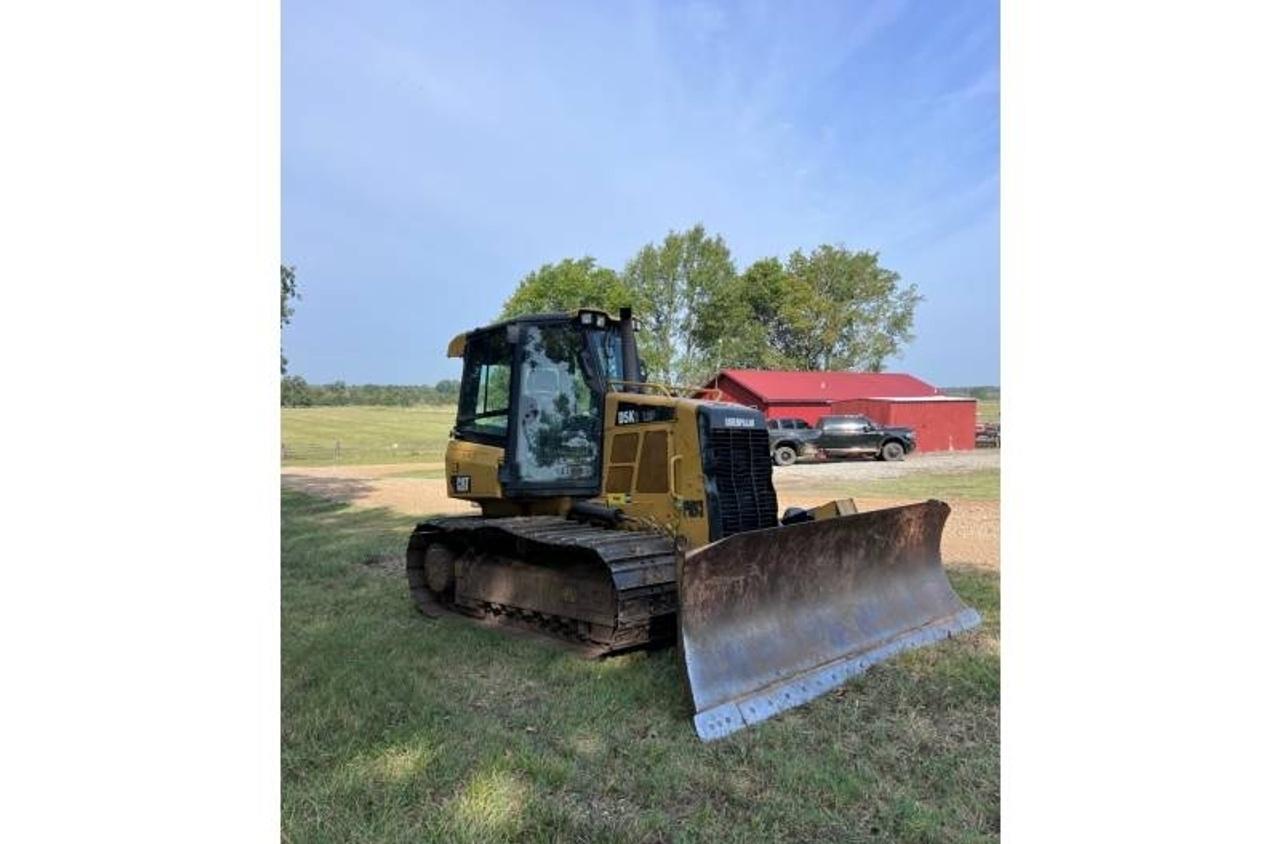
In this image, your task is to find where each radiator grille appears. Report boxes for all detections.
[705,428,778,538]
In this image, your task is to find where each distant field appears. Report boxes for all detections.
[977,400,1000,423]
[282,406,454,465]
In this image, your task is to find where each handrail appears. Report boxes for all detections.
[607,380,722,401]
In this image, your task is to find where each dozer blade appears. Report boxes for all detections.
[679,500,980,741]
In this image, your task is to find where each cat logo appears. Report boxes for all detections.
[452,474,471,493]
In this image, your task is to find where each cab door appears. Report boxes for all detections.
[819,417,854,451]
[845,416,878,453]
[504,321,604,496]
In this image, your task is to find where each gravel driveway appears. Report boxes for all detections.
[772,449,999,483]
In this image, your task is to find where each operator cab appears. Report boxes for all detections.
[448,309,635,496]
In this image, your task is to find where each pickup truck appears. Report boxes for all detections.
[766,414,917,466]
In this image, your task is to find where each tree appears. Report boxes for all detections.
[499,234,919,387]
[694,257,791,371]
[621,225,736,384]
[777,246,921,371]
[280,374,312,407]
[281,264,300,374]
[500,257,628,319]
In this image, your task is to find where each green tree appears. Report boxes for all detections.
[281,264,300,374]
[621,224,736,384]
[498,235,918,387]
[694,257,792,371]
[280,374,311,407]
[778,246,921,371]
[500,257,628,319]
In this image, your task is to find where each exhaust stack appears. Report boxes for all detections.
[619,307,641,392]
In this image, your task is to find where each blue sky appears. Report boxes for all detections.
[283,0,998,386]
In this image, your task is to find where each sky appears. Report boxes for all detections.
[283,0,998,386]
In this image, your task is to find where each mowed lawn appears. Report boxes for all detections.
[282,490,1000,843]
[790,469,1000,504]
[282,406,455,465]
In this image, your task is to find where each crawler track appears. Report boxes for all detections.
[406,516,679,656]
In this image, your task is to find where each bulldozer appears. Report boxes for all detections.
[407,307,979,741]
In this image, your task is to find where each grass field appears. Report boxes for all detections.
[282,490,999,842]
[789,468,1000,503]
[977,401,1000,424]
[282,406,455,465]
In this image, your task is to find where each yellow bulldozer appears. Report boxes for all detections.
[407,307,979,741]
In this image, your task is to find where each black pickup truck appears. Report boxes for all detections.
[766,414,917,466]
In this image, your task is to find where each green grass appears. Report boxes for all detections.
[282,490,999,842]
[282,406,455,466]
[796,469,1000,503]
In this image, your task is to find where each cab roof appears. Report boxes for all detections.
[446,308,623,357]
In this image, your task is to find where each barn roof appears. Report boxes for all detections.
[705,369,940,403]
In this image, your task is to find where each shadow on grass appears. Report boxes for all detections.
[281,474,380,506]
[281,489,1000,843]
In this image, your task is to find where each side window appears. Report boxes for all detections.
[515,324,601,483]
[767,419,779,431]
[585,327,623,386]
[457,330,511,440]
[796,419,812,429]
[782,420,795,430]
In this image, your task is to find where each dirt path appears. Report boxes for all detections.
[283,460,999,570]
[283,462,468,517]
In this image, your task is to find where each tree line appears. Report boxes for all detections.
[500,224,921,385]
[943,385,1001,400]
[281,377,460,407]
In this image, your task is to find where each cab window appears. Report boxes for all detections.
[456,330,510,441]
[585,326,623,387]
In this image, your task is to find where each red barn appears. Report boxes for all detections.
[701,369,976,452]
[832,396,977,453]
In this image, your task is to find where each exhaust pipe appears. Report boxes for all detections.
[619,306,641,393]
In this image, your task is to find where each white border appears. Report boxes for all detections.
[1,2,280,839]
